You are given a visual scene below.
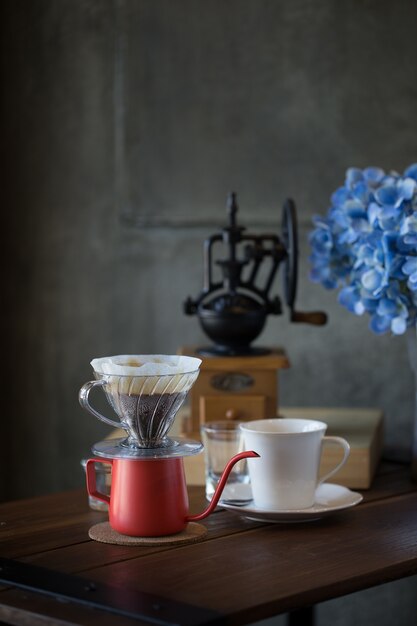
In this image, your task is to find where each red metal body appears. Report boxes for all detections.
[86,451,258,537]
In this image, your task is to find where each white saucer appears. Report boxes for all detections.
[219,483,363,522]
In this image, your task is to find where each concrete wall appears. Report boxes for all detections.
[4,0,417,499]
[3,1,417,623]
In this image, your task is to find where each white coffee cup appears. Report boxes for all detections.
[240,418,350,510]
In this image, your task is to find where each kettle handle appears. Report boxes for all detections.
[86,458,113,504]
[186,450,259,522]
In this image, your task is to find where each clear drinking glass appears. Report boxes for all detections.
[200,421,251,501]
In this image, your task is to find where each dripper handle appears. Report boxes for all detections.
[79,380,121,429]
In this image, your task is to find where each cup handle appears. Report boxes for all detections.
[79,380,121,429]
[319,436,350,485]
[86,458,112,505]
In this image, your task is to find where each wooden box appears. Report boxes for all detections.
[281,407,384,489]
[183,407,384,490]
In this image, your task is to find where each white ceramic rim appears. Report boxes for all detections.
[240,418,327,434]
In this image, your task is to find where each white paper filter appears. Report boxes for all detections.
[90,354,202,395]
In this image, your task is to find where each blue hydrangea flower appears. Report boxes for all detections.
[309,164,417,335]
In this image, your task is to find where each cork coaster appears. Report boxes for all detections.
[88,521,208,546]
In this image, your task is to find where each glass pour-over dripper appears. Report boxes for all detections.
[79,355,201,448]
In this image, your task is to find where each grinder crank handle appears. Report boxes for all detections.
[291,310,327,325]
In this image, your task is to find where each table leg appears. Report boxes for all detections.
[287,605,315,626]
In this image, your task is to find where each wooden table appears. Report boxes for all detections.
[1,461,417,626]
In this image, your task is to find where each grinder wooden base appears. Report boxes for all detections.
[178,346,290,431]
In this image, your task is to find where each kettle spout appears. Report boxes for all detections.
[186,450,259,522]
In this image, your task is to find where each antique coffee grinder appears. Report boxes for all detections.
[184,192,326,355]
[79,355,257,539]
[181,194,327,434]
